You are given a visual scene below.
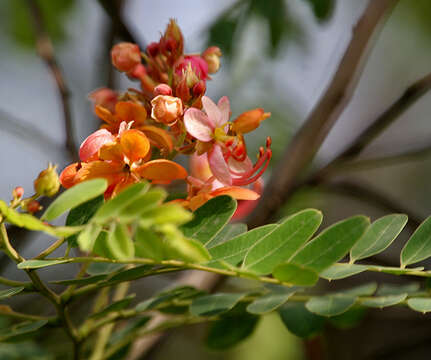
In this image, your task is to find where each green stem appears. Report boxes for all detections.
[34,237,65,259]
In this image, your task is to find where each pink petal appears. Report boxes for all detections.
[202,96,222,127]
[228,156,253,174]
[79,129,115,162]
[190,153,212,181]
[184,108,214,142]
[217,96,231,125]
[208,144,232,186]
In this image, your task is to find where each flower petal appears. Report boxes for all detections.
[119,129,150,163]
[135,159,187,182]
[79,129,115,162]
[210,186,260,200]
[183,108,214,142]
[217,96,231,125]
[115,101,147,126]
[140,125,173,154]
[59,163,80,188]
[99,141,123,162]
[228,156,253,174]
[189,193,213,211]
[95,105,115,125]
[76,161,124,186]
[202,96,222,127]
[208,144,232,186]
[189,153,212,181]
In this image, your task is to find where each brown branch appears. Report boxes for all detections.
[313,71,431,181]
[26,0,78,161]
[318,180,423,229]
[247,0,398,228]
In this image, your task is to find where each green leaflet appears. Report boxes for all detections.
[278,303,325,338]
[290,216,370,273]
[0,320,48,342]
[0,287,24,299]
[361,294,407,308]
[207,224,277,268]
[17,259,69,269]
[306,295,356,317]
[320,263,368,280]
[350,214,407,262]
[401,215,431,267]
[206,223,248,249]
[181,196,237,246]
[407,298,431,313]
[272,263,318,286]
[41,179,107,221]
[246,287,297,314]
[190,293,247,316]
[243,209,323,274]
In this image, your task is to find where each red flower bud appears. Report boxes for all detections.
[13,186,24,199]
[192,81,206,97]
[154,84,173,96]
[175,55,209,80]
[111,42,141,73]
[147,42,160,57]
[27,200,41,214]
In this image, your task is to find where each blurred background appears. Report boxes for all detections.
[1,0,431,358]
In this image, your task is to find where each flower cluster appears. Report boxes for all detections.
[60,19,271,216]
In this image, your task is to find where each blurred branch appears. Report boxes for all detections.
[247,0,398,227]
[26,0,78,161]
[97,0,145,47]
[313,71,431,181]
[319,180,422,228]
[0,108,62,153]
[322,142,431,175]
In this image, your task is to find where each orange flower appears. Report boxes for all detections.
[60,128,187,197]
[95,101,148,134]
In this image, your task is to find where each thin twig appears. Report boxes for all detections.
[312,71,431,181]
[318,180,423,228]
[26,0,78,161]
[247,0,398,228]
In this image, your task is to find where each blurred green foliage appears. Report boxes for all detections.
[0,0,75,47]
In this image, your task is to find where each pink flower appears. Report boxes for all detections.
[79,129,115,162]
[175,55,209,80]
[184,96,272,187]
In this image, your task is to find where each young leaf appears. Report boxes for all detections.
[278,303,325,338]
[181,196,237,246]
[93,182,150,223]
[91,295,135,319]
[118,188,166,221]
[0,320,48,342]
[190,293,246,316]
[207,224,277,268]
[407,298,431,313]
[401,215,431,267]
[361,294,407,308]
[141,203,193,226]
[17,259,69,269]
[41,179,107,221]
[205,312,259,350]
[243,209,323,274]
[320,263,368,280]
[0,287,24,299]
[350,214,407,262]
[272,263,318,286]
[135,226,165,261]
[246,288,297,314]
[206,223,248,249]
[77,223,102,253]
[105,223,135,260]
[290,216,370,273]
[306,295,356,317]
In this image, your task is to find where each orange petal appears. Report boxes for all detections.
[111,174,137,197]
[134,159,187,183]
[115,101,147,126]
[95,105,115,125]
[76,161,125,186]
[189,193,213,211]
[59,163,81,188]
[140,125,173,154]
[119,129,150,163]
[99,141,123,162]
[210,186,260,200]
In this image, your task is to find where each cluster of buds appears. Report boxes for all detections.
[59,20,271,218]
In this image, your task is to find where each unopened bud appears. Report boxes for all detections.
[13,186,24,199]
[175,56,208,81]
[192,81,206,97]
[202,46,222,74]
[175,78,191,102]
[88,88,118,113]
[27,200,41,214]
[232,109,271,134]
[111,42,141,73]
[34,163,60,197]
[162,19,184,56]
[154,84,173,96]
[151,95,183,125]
[146,42,160,57]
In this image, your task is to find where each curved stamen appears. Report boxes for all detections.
[232,149,272,186]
